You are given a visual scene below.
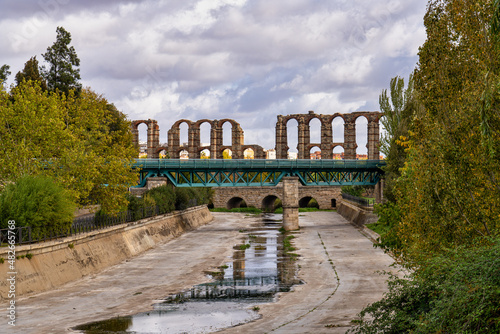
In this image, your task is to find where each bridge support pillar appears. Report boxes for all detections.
[282,176,299,231]
[375,179,384,204]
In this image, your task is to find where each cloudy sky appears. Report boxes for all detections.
[1,0,428,153]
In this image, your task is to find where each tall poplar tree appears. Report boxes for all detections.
[42,26,81,94]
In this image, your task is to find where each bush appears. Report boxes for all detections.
[348,239,500,334]
[174,187,213,210]
[371,201,403,256]
[174,188,192,210]
[146,185,175,214]
[125,193,157,221]
[0,175,76,239]
[341,185,365,197]
[125,186,213,220]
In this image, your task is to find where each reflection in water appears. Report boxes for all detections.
[75,214,299,334]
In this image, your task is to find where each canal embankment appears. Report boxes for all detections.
[0,205,213,301]
[337,199,378,227]
[10,211,398,334]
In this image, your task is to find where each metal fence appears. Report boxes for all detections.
[0,205,163,246]
[0,226,31,245]
[341,193,375,207]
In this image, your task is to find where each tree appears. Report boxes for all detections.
[0,64,10,89]
[0,80,74,181]
[370,75,421,256]
[222,149,232,159]
[0,80,137,214]
[15,56,47,91]
[62,88,138,213]
[42,26,81,94]
[347,2,500,332]
[371,0,500,263]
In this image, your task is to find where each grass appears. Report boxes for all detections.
[366,221,390,237]
[283,235,296,252]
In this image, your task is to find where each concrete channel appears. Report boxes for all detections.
[10,211,397,334]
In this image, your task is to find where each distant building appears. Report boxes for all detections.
[310,151,321,160]
[356,154,368,160]
[139,141,147,153]
[288,152,298,160]
[332,152,344,160]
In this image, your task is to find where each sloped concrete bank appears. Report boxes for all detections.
[0,205,213,301]
[337,199,378,227]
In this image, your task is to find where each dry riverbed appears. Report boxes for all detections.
[9,211,397,334]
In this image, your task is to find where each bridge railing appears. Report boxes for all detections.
[341,193,375,207]
[133,159,385,170]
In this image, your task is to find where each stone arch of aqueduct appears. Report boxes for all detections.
[131,110,382,160]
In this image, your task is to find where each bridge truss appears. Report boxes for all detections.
[132,159,385,187]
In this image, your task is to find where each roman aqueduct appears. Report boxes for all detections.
[131,110,382,160]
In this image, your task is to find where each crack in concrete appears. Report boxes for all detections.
[268,232,341,332]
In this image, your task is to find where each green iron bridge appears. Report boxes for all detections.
[132,159,386,188]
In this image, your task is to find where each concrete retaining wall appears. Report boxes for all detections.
[0,205,213,301]
[337,200,378,227]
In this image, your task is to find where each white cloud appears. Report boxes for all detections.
[0,0,429,152]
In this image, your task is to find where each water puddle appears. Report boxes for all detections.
[74,213,300,334]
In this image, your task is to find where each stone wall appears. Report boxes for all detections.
[337,200,378,227]
[213,185,341,210]
[0,206,213,301]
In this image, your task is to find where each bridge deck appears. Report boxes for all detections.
[132,159,386,188]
